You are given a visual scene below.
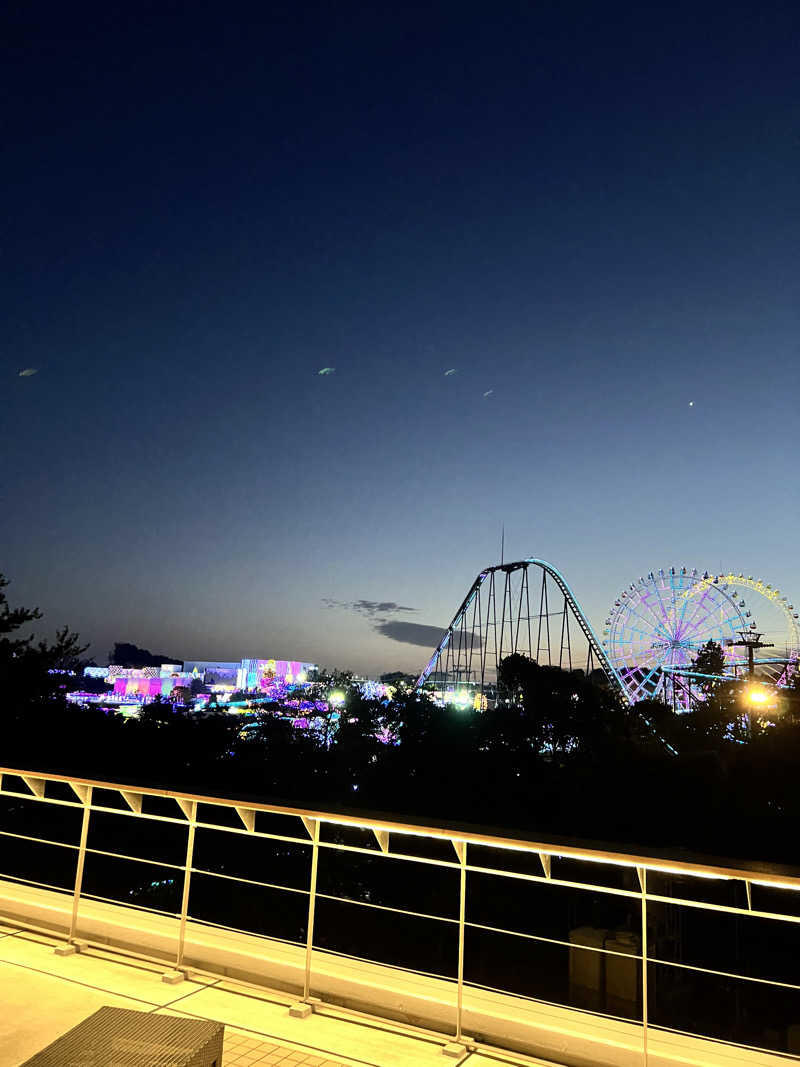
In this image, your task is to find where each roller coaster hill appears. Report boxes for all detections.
[414,560,799,712]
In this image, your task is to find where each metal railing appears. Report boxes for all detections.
[1,765,800,1063]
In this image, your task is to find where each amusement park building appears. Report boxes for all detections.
[76,657,319,704]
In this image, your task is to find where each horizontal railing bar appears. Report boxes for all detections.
[462,975,642,1029]
[465,919,644,961]
[80,804,189,827]
[649,953,800,993]
[314,891,459,925]
[318,839,460,869]
[195,822,311,846]
[0,789,82,811]
[187,914,456,983]
[79,890,181,919]
[0,872,75,895]
[83,847,185,871]
[308,943,458,984]
[185,913,305,948]
[5,765,798,888]
[466,862,642,900]
[190,866,310,896]
[646,891,800,926]
[646,1021,800,1061]
[84,804,314,845]
[187,913,458,983]
[0,829,79,850]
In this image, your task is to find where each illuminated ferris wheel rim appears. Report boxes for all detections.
[680,572,800,657]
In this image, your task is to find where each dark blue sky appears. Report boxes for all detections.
[3,2,799,673]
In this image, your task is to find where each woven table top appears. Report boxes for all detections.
[21,1005,224,1066]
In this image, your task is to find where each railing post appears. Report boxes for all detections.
[56,784,93,956]
[163,800,196,984]
[290,816,319,1018]
[456,841,466,1040]
[639,867,649,1066]
[444,840,468,1058]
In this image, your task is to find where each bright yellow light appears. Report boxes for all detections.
[329,690,345,706]
[746,687,769,707]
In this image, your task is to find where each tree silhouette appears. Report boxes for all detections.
[0,573,86,703]
[0,573,42,658]
[692,639,726,695]
[109,642,181,667]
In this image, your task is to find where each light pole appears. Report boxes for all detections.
[732,631,773,677]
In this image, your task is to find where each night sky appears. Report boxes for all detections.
[3,3,799,674]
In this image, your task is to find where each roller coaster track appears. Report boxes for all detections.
[415,558,630,704]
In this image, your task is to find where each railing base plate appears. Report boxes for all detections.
[289,1001,314,1019]
[55,939,88,957]
[161,969,185,985]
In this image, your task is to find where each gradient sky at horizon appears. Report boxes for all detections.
[2,2,799,674]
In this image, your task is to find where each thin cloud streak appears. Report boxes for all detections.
[322,598,417,618]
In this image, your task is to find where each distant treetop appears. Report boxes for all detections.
[109,642,182,668]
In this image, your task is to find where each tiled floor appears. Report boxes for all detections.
[222,1028,342,1066]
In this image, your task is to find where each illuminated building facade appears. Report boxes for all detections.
[79,658,318,703]
[236,659,316,692]
[183,661,239,686]
[107,664,192,701]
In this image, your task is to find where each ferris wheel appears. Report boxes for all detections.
[602,568,749,707]
[680,573,800,686]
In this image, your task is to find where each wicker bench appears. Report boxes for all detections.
[21,1005,224,1066]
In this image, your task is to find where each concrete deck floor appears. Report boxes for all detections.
[0,920,553,1067]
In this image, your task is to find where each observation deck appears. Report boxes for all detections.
[0,766,798,1066]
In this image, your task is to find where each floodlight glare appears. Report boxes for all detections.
[746,687,769,707]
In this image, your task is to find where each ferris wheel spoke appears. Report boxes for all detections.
[632,586,676,634]
[680,585,740,651]
[673,575,701,636]
[628,651,669,702]
[652,576,671,622]
[686,593,745,645]
[618,600,673,645]
[652,575,677,629]
[693,587,741,632]
[679,583,719,638]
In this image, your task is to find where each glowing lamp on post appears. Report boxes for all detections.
[743,684,774,739]
[746,687,769,708]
